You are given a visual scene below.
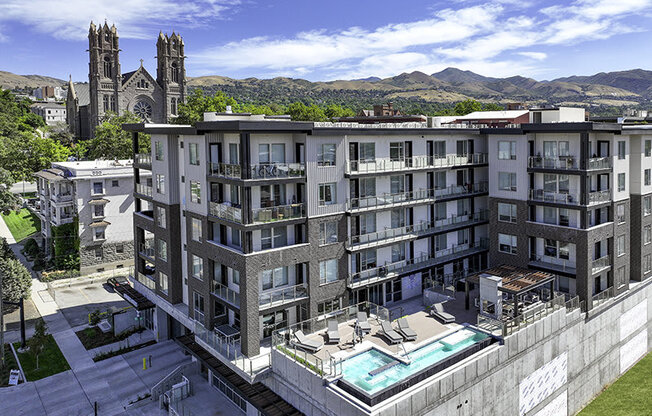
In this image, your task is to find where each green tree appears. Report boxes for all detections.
[86,112,150,159]
[47,122,75,147]
[0,131,70,184]
[482,103,504,111]
[453,99,483,116]
[324,104,355,120]
[175,89,240,125]
[285,102,327,121]
[27,319,48,369]
[0,257,32,306]
[0,168,20,214]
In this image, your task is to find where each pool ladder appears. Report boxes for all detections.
[398,341,411,363]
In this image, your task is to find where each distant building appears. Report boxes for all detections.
[32,86,66,101]
[30,102,67,125]
[34,159,147,275]
[443,109,530,128]
[340,102,426,124]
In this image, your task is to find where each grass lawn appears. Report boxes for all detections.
[578,352,651,416]
[75,326,144,350]
[14,335,70,381]
[2,208,40,242]
[1,345,20,387]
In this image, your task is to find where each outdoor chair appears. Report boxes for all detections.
[430,303,455,324]
[327,319,340,344]
[292,330,323,353]
[380,321,402,344]
[397,318,417,341]
[356,311,372,334]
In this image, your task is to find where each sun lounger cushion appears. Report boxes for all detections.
[397,318,417,341]
[380,321,402,344]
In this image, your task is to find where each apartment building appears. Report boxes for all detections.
[34,159,142,274]
[30,102,67,125]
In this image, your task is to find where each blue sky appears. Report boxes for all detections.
[0,0,650,82]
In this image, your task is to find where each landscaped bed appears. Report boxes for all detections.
[1,209,40,242]
[75,325,145,350]
[578,352,651,416]
[1,345,20,387]
[14,335,70,381]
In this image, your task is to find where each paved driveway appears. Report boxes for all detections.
[51,280,130,328]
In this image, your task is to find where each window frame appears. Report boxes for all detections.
[498,172,517,192]
[319,259,338,285]
[317,143,336,166]
[319,183,336,206]
[190,181,201,204]
[319,221,338,245]
[189,142,200,166]
[497,202,517,223]
[497,141,516,160]
[498,233,517,255]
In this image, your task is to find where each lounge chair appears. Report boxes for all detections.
[430,303,455,324]
[292,330,323,352]
[380,321,402,344]
[397,318,417,341]
[327,319,340,344]
[356,311,372,334]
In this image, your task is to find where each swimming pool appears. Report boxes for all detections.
[337,327,492,405]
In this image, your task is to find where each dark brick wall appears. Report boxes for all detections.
[630,194,652,282]
[488,197,530,268]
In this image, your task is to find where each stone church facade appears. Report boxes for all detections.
[67,22,186,138]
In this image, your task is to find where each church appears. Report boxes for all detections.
[67,22,186,138]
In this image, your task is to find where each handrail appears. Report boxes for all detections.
[209,162,306,179]
[529,189,579,205]
[135,182,153,197]
[347,153,488,174]
[252,203,305,223]
[259,283,308,309]
[587,157,611,170]
[209,201,243,223]
[529,254,576,272]
[591,255,610,273]
[134,153,152,166]
[503,294,566,336]
[211,281,240,306]
[591,286,614,307]
[588,189,612,204]
[528,156,578,170]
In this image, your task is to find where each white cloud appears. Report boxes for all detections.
[0,0,239,40]
[518,52,547,61]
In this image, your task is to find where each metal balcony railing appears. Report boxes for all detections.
[346,153,488,174]
[252,203,305,223]
[348,210,488,248]
[135,183,153,197]
[134,153,152,167]
[348,182,488,211]
[587,157,611,170]
[211,281,240,307]
[588,189,612,204]
[591,255,610,273]
[51,192,73,203]
[348,239,489,287]
[592,286,614,308]
[528,156,578,170]
[259,283,308,310]
[208,162,306,180]
[529,190,579,205]
[529,255,576,273]
[209,201,243,223]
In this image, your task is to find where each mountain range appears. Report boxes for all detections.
[2,67,651,110]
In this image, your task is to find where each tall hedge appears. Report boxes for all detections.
[50,218,80,271]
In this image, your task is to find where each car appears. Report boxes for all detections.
[107,276,130,289]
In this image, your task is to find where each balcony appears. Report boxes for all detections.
[347,239,489,288]
[138,241,155,260]
[259,283,308,310]
[347,182,488,212]
[591,255,611,274]
[528,156,578,170]
[211,281,240,307]
[136,271,156,290]
[347,210,489,250]
[252,203,305,224]
[51,192,73,203]
[346,153,488,175]
[134,153,152,168]
[529,255,576,275]
[529,190,580,205]
[51,214,74,226]
[135,183,153,198]
[588,189,611,205]
[587,157,611,170]
[209,201,243,224]
[208,162,305,180]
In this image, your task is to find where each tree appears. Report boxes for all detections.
[0,257,31,306]
[454,99,483,116]
[47,122,75,147]
[175,89,240,125]
[285,102,327,121]
[0,168,20,214]
[86,112,150,159]
[0,131,71,183]
[27,319,48,369]
[324,104,355,120]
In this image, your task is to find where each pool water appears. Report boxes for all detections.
[340,328,488,394]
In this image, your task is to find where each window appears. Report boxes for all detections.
[617,235,625,257]
[103,56,112,78]
[359,213,376,234]
[498,203,517,223]
[156,206,166,228]
[645,169,651,186]
[93,204,104,217]
[498,141,516,160]
[189,143,200,165]
[618,141,626,159]
[261,227,287,250]
[645,196,652,216]
[498,172,517,191]
[391,243,406,263]
[190,181,201,203]
[360,178,376,199]
[94,227,106,241]
[559,242,570,260]
[259,143,285,164]
[191,218,202,242]
[319,259,337,284]
[559,208,570,227]
[618,173,626,192]
[171,97,177,115]
[319,221,337,245]
[645,225,652,245]
[231,227,241,248]
[616,266,626,288]
[103,94,110,111]
[318,298,342,318]
[646,140,651,157]
[112,180,119,187]
[192,255,203,280]
[390,175,405,195]
[359,143,375,162]
[391,208,405,229]
[544,174,557,192]
[318,144,336,166]
[498,233,517,254]
[617,204,626,223]
[558,141,570,157]
[319,183,336,205]
[644,254,652,273]
[156,174,165,194]
[193,292,205,322]
[232,269,240,285]
[92,182,103,195]
[544,206,557,225]
[229,143,239,164]
[171,62,179,83]
[115,244,124,254]
[359,249,377,270]
[155,141,164,161]
[433,141,446,157]
[261,267,288,290]
[544,239,558,257]
[389,142,404,161]
[158,239,168,262]
[159,272,168,295]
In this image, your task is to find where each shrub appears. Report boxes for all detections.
[22,238,40,258]
[40,269,80,282]
[0,257,32,306]
[89,309,102,326]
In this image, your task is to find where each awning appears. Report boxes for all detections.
[33,170,65,182]
[467,265,555,295]
[88,198,109,205]
[88,220,111,227]
[114,284,155,311]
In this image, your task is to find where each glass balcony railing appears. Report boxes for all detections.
[208,162,306,180]
[134,153,152,167]
[136,271,156,290]
[211,281,240,307]
[348,210,489,248]
[252,203,305,223]
[135,183,153,197]
[138,242,155,259]
[209,201,243,223]
[588,189,611,204]
[348,182,488,211]
[587,157,611,170]
[259,283,308,310]
[591,255,610,273]
[209,162,242,179]
[347,153,488,174]
[348,239,489,287]
[529,190,580,205]
[528,156,578,170]
[529,255,576,273]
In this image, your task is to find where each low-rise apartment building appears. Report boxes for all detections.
[34,159,143,274]
[30,102,67,125]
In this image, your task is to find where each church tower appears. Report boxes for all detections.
[88,21,121,136]
[156,31,186,121]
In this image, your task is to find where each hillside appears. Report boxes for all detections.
[0,71,66,90]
